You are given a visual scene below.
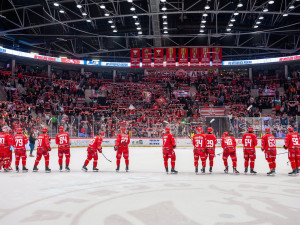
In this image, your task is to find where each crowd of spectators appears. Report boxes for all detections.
[0,64,299,138]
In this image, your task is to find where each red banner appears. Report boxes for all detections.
[212,47,222,67]
[130,48,140,68]
[190,48,199,67]
[178,47,188,67]
[154,48,164,68]
[61,58,80,64]
[200,47,210,67]
[142,48,152,68]
[166,47,176,67]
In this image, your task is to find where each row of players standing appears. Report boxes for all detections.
[0,125,300,175]
[163,126,300,175]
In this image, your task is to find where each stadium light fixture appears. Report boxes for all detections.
[104,13,109,16]
[201,24,205,28]
[204,4,210,10]
[237,1,243,7]
[108,19,113,23]
[263,8,268,12]
[164,30,168,34]
[113,29,117,33]
[82,12,87,16]
[254,25,258,28]
[111,25,116,28]
[138,31,143,34]
[162,14,167,19]
[86,19,92,22]
[162,6,167,11]
[137,27,141,30]
[127,0,133,2]
[268,0,274,4]
[201,19,206,23]
[199,29,204,33]
[133,15,138,19]
[259,16,264,19]
[135,21,140,25]
[163,26,168,29]
[203,13,208,17]
[226,28,231,31]
[230,18,236,22]
[100,4,105,9]
[234,11,239,16]
[161,0,166,2]
[163,20,168,24]
[289,5,295,9]
[59,9,65,13]
[256,21,261,24]
[283,13,288,16]
[130,6,136,11]
[228,23,233,27]
[77,4,82,9]
[53,2,59,7]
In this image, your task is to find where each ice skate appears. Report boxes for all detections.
[165,167,169,174]
[65,165,70,172]
[195,166,198,174]
[15,166,19,173]
[244,167,248,174]
[224,166,228,174]
[116,165,120,172]
[233,167,239,174]
[82,165,88,172]
[267,170,275,176]
[201,167,205,173]
[45,166,51,173]
[59,165,63,172]
[93,166,99,172]
[288,169,297,176]
[209,166,212,173]
[33,165,38,172]
[250,168,257,174]
[22,165,28,172]
[171,168,178,174]
[126,165,129,172]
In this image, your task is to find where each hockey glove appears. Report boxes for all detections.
[114,146,118,151]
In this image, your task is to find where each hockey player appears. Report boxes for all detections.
[284,127,300,175]
[55,126,71,172]
[261,127,277,176]
[205,127,217,173]
[162,127,178,174]
[242,127,258,174]
[82,131,105,172]
[114,127,130,172]
[33,127,51,172]
[13,128,29,172]
[192,127,207,174]
[221,132,239,174]
[0,126,13,172]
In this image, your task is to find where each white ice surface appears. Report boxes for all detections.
[0,147,299,225]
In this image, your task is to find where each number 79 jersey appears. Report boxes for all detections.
[261,134,276,150]
[55,132,70,147]
[13,134,28,149]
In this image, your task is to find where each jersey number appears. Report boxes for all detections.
[207,140,214,148]
[245,139,252,147]
[268,138,276,147]
[15,139,23,147]
[59,136,68,144]
[225,139,232,146]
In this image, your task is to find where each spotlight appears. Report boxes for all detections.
[82,12,87,16]
[130,6,136,11]
[201,24,205,28]
[283,13,288,17]
[137,27,141,30]
[113,29,117,33]
[163,26,168,29]
[200,29,204,33]
[86,19,92,22]
[135,21,140,25]
[201,20,206,23]
[111,25,116,28]
[133,15,138,18]
[100,4,105,9]
[204,4,210,10]
[127,0,133,2]
[203,13,208,17]
[228,23,233,27]
[263,8,268,12]
[230,18,236,22]
[108,19,113,23]
[237,2,243,7]
[259,16,264,19]
[289,5,295,9]
[138,31,143,34]
[268,0,274,4]
[77,4,82,9]
[162,15,167,19]
[234,11,239,16]
[163,20,168,24]
[59,9,65,13]
[53,2,59,7]
[254,25,258,28]
[256,21,261,24]
[226,28,231,31]
[162,6,167,11]
[104,13,110,16]
[160,0,166,2]
[164,30,168,34]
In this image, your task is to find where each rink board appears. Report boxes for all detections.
[58,138,285,148]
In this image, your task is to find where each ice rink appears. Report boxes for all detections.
[0,147,299,225]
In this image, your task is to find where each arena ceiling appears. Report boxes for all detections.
[0,0,300,62]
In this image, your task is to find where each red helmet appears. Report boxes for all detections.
[265,127,270,133]
[196,127,202,133]
[223,132,229,137]
[59,126,64,132]
[42,127,48,133]
[165,127,170,132]
[16,128,22,134]
[288,127,294,132]
[207,127,213,133]
[121,127,126,132]
[100,131,105,136]
[248,127,253,132]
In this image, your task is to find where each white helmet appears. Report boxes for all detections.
[2,126,9,132]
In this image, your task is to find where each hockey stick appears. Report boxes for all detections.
[277,152,288,156]
[101,153,112,163]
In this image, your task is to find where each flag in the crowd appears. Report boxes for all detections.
[190,47,199,67]
[142,48,152,68]
[200,47,210,67]
[212,47,222,67]
[130,48,140,68]
[166,47,176,67]
[178,47,188,67]
[154,48,164,67]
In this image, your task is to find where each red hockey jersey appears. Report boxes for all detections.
[89,136,103,150]
[37,133,51,150]
[55,132,70,147]
[261,134,276,151]
[0,133,13,152]
[162,133,176,150]
[192,134,206,150]
[205,134,217,149]
[285,133,300,149]
[221,136,236,150]
[242,133,257,150]
[13,134,28,150]
[115,133,130,149]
